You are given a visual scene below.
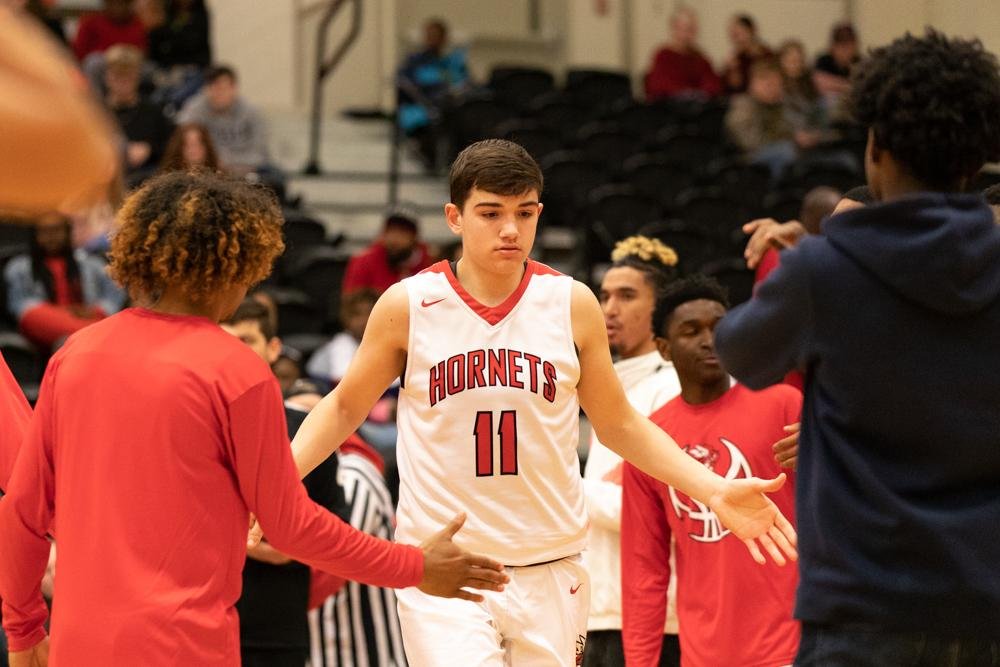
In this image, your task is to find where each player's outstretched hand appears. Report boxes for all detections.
[709,474,798,566]
[743,218,807,269]
[773,423,800,470]
[418,513,509,602]
[9,635,49,667]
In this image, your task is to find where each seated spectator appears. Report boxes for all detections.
[308,433,408,667]
[306,289,381,387]
[814,22,860,101]
[103,44,173,184]
[342,211,433,294]
[4,213,126,349]
[778,40,824,129]
[147,0,211,70]
[644,5,721,102]
[397,18,469,169]
[146,0,212,111]
[72,0,147,62]
[159,123,221,173]
[725,58,821,179]
[720,13,772,94]
[273,347,304,395]
[177,65,275,178]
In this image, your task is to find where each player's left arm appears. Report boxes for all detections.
[572,282,797,564]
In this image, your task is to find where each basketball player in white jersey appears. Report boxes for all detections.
[282,140,797,665]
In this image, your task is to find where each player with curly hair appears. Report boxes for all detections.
[584,236,682,667]
[0,171,507,666]
[714,30,1000,665]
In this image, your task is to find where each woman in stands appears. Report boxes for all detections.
[4,212,126,350]
[159,122,221,173]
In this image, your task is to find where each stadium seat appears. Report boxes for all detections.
[782,159,864,192]
[488,66,556,109]
[763,189,806,222]
[540,151,609,228]
[576,121,643,166]
[268,287,324,337]
[653,127,726,166]
[445,92,518,157]
[607,100,680,140]
[706,159,772,213]
[285,246,351,330]
[587,184,663,260]
[495,119,563,163]
[638,220,720,274]
[675,187,747,239]
[0,332,43,390]
[700,258,755,305]
[621,153,696,209]
[564,69,633,112]
[528,91,596,141]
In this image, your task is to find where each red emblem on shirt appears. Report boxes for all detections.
[669,438,752,542]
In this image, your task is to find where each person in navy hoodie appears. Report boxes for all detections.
[714,30,1000,666]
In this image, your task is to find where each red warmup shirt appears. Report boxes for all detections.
[621,384,801,667]
[0,353,31,490]
[754,250,804,391]
[0,308,423,664]
[72,13,147,61]
[645,46,722,101]
[342,241,432,294]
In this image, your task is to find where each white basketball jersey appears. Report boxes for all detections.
[395,260,586,566]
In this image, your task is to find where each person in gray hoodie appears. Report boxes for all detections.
[177,64,271,176]
[715,30,1000,666]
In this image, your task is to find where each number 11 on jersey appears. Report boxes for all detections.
[474,410,518,477]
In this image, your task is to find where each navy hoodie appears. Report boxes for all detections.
[715,193,1000,638]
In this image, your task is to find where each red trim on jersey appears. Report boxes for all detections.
[426,260,560,325]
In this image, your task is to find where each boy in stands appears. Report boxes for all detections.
[0,172,507,665]
[622,276,801,667]
[280,139,798,665]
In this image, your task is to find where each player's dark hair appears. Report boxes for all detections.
[205,65,237,84]
[653,275,730,337]
[109,171,283,304]
[225,297,276,340]
[449,139,543,210]
[842,185,874,205]
[981,182,1000,206]
[848,29,1000,190]
[609,236,679,300]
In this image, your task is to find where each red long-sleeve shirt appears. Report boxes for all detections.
[645,46,722,101]
[342,241,433,295]
[0,308,422,664]
[72,13,147,61]
[621,384,801,667]
[0,353,31,490]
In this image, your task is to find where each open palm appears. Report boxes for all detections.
[709,473,798,565]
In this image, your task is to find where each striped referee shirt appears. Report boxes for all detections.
[308,448,408,667]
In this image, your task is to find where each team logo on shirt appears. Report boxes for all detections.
[669,438,752,542]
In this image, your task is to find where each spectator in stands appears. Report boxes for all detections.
[342,211,432,294]
[159,123,221,173]
[307,289,380,387]
[814,22,860,101]
[622,276,800,667]
[146,0,211,111]
[750,185,841,285]
[4,213,126,350]
[584,236,682,667]
[644,5,721,102]
[147,0,210,70]
[222,298,347,667]
[778,40,824,130]
[309,432,409,667]
[725,58,821,179]
[104,44,173,184]
[397,18,469,169]
[715,31,1000,665]
[274,348,304,396]
[73,0,147,62]
[720,13,771,94]
[177,65,275,177]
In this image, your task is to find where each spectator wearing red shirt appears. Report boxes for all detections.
[0,172,507,666]
[342,212,433,294]
[72,0,148,61]
[645,6,721,102]
[622,276,800,667]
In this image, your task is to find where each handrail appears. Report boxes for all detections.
[304,0,363,175]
